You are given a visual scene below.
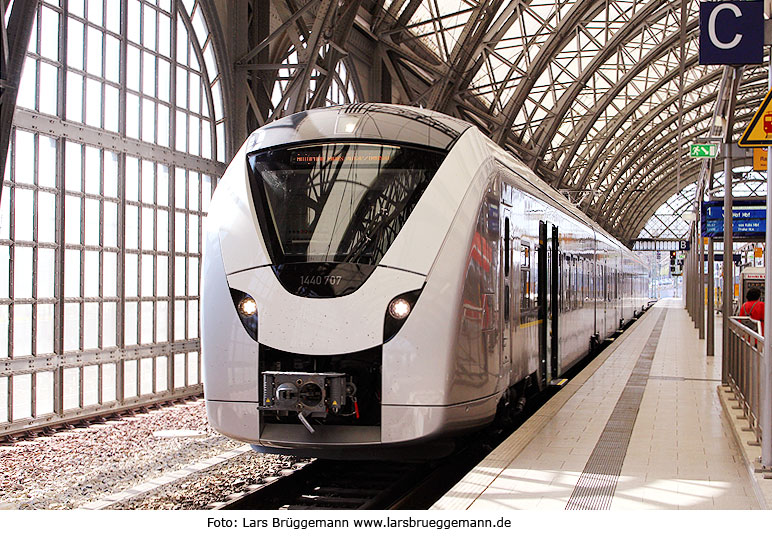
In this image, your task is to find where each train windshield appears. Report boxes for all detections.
[247,143,447,265]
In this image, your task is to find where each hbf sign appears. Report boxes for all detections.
[699,1,764,65]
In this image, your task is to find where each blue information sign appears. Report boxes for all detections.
[701,200,767,238]
[699,1,763,65]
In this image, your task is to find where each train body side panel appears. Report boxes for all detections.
[201,216,260,404]
[211,143,272,275]
[554,215,596,374]
[383,132,499,407]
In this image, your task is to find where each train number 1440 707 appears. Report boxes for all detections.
[300,275,342,285]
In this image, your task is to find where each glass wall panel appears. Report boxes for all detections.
[36,371,54,415]
[0,377,7,422]
[1,0,226,430]
[12,374,32,419]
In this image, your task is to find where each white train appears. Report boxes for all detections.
[202,104,650,459]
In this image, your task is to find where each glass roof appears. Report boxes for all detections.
[254,0,770,244]
[371,0,770,243]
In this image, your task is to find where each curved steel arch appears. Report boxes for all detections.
[599,103,720,229]
[515,4,698,173]
[599,73,768,214]
[425,0,509,113]
[596,88,724,224]
[584,69,728,217]
[476,0,585,123]
[596,80,766,225]
[620,112,759,240]
[527,0,677,166]
[613,106,759,239]
[620,160,703,241]
[551,33,703,197]
[489,0,609,145]
[606,93,767,230]
[558,37,703,191]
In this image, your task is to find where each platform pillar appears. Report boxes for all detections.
[698,228,705,339]
[707,237,715,356]
[721,66,740,385]
[761,54,772,469]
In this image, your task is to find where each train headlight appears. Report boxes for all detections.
[229,288,258,341]
[383,288,423,343]
[238,296,258,317]
[388,298,411,320]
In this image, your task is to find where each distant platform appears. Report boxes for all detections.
[433,298,767,510]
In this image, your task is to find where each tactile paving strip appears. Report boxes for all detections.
[565,309,667,510]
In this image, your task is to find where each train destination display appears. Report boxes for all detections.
[701,200,766,238]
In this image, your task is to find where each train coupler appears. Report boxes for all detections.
[259,372,357,430]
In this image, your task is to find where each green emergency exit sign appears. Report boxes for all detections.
[689,143,718,158]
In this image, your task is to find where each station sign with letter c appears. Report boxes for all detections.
[699,1,763,65]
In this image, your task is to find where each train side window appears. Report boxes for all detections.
[614,267,618,300]
[504,218,510,277]
[602,263,606,301]
[564,255,568,311]
[613,267,617,300]
[568,256,573,310]
[520,242,531,320]
[564,255,569,311]
[569,256,579,310]
[558,253,564,312]
[570,256,575,311]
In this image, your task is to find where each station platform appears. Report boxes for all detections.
[433,298,771,510]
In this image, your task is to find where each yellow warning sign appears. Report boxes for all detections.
[753,147,768,171]
[739,87,772,147]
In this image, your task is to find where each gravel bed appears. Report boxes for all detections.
[112,450,301,509]
[0,399,265,510]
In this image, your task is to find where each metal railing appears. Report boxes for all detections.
[726,317,764,444]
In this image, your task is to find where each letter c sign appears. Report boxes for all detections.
[709,4,742,50]
[699,1,763,65]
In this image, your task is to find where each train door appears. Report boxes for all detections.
[587,241,600,342]
[550,225,559,379]
[501,208,513,383]
[538,221,559,387]
[601,259,608,339]
[538,221,548,386]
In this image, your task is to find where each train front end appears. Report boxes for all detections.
[202,104,492,458]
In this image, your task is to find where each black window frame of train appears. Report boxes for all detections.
[245,140,447,298]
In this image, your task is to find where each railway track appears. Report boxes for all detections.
[212,422,528,510]
[216,459,436,510]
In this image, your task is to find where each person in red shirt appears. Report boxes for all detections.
[739,287,765,335]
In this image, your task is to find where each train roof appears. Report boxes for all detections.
[245,104,472,154]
